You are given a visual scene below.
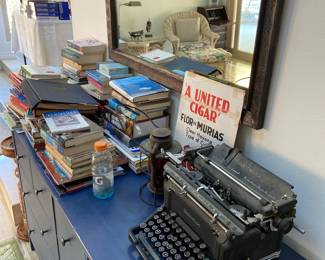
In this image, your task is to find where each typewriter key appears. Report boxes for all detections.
[160,223,167,228]
[144,227,150,233]
[184,251,191,258]
[164,215,171,221]
[155,241,162,248]
[161,211,167,217]
[175,241,182,247]
[164,227,171,233]
[151,237,157,243]
[170,212,177,218]
[147,232,154,238]
[189,242,195,249]
[167,244,173,250]
[157,219,163,224]
[155,229,161,235]
[175,228,182,234]
[171,236,177,242]
[188,257,195,260]
[174,254,181,259]
[166,257,173,260]
[154,215,159,220]
[170,248,177,255]
[152,225,158,231]
[148,221,154,226]
[167,234,173,240]
[168,219,175,225]
[197,253,205,259]
[171,223,178,229]
[184,237,191,244]
[162,251,169,258]
[159,234,165,240]
[180,233,186,239]
[139,223,147,229]
[179,246,186,252]
[162,241,169,247]
[199,243,207,250]
[193,247,200,254]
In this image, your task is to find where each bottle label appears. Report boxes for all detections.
[94,176,104,186]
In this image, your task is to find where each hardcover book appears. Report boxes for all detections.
[67,38,106,54]
[109,76,169,102]
[139,49,175,64]
[98,62,129,76]
[43,110,90,134]
[61,47,104,65]
[21,65,62,79]
[21,79,98,113]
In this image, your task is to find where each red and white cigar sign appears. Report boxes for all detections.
[175,71,245,148]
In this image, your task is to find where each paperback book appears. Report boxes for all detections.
[43,109,90,134]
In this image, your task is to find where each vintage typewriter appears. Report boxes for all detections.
[129,144,297,260]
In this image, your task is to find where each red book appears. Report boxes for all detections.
[10,95,29,112]
[87,76,111,94]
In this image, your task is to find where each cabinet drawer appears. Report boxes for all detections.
[15,134,33,190]
[54,202,89,260]
[24,193,58,260]
[30,159,53,220]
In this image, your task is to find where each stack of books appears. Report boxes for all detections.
[104,75,171,173]
[62,38,106,83]
[21,78,98,117]
[6,72,28,120]
[38,110,102,190]
[21,0,70,20]
[81,61,131,101]
[37,110,126,192]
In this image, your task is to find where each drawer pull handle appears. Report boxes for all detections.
[35,189,44,195]
[16,155,23,160]
[61,237,72,247]
[40,229,49,236]
[23,191,30,197]
[28,229,35,235]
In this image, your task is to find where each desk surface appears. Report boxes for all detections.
[19,131,304,260]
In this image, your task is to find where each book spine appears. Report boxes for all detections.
[87,77,108,93]
[86,71,109,87]
[58,2,70,20]
[66,42,81,53]
[107,99,137,120]
[105,122,147,147]
[10,96,29,112]
[62,57,82,71]
[61,49,80,63]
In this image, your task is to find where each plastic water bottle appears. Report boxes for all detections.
[92,140,114,199]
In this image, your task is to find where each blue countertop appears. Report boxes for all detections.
[19,132,304,260]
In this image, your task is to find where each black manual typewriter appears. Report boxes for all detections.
[129,144,297,260]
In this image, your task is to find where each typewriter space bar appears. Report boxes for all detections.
[176,217,200,242]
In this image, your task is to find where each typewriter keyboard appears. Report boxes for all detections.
[129,207,211,260]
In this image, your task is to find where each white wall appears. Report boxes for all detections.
[236,1,325,259]
[70,0,325,259]
[118,0,209,39]
[70,0,108,52]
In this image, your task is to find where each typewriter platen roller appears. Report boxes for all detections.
[129,144,297,260]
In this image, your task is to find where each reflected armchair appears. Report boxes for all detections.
[164,11,231,64]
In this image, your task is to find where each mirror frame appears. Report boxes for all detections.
[105,0,285,129]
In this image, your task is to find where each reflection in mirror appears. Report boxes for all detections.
[116,0,261,89]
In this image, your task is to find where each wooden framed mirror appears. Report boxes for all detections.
[105,0,284,129]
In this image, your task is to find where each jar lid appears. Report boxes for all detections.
[94,140,107,152]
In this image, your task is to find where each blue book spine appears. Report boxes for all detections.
[58,2,70,20]
[33,3,58,8]
[107,99,138,120]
